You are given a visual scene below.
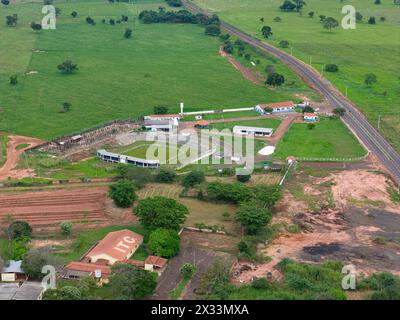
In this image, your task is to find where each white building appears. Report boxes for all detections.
[255,101,295,114]
[233,125,273,137]
[303,113,318,121]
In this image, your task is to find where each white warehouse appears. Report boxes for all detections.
[232,125,273,137]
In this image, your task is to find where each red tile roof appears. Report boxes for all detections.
[86,230,143,262]
[149,114,182,118]
[145,256,168,268]
[122,259,145,267]
[257,101,295,109]
[304,113,316,117]
[65,262,111,277]
[194,120,210,126]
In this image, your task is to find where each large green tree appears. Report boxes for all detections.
[134,196,188,231]
[148,228,180,258]
[323,17,339,32]
[108,179,137,208]
[109,263,157,299]
[236,201,272,234]
[7,221,32,240]
[21,248,54,279]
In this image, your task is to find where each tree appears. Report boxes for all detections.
[109,263,157,299]
[265,64,275,74]
[21,248,53,279]
[333,107,346,117]
[279,40,289,48]
[124,28,132,39]
[121,15,129,22]
[148,228,180,258]
[308,11,314,18]
[60,102,71,113]
[1,0,10,6]
[236,174,251,183]
[60,221,72,236]
[197,258,232,299]
[6,14,18,27]
[11,236,30,260]
[134,196,188,231]
[153,105,168,114]
[71,11,78,18]
[223,42,233,54]
[368,17,376,25]
[279,0,296,12]
[155,167,177,183]
[266,73,285,86]
[365,73,377,86]
[252,184,283,209]
[236,201,272,234]
[355,12,363,22]
[307,123,316,130]
[57,60,78,74]
[259,17,264,23]
[375,0,381,4]
[108,179,137,208]
[181,263,196,278]
[319,15,326,22]
[325,64,339,72]
[8,221,32,240]
[42,286,83,300]
[323,17,339,32]
[274,16,282,22]
[86,16,95,25]
[0,256,4,272]
[261,25,273,38]
[293,0,306,12]
[55,7,61,17]
[30,22,42,32]
[9,74,18,85]
[303,105,315,113]
[204,24,221,36]
[183,170,205,187]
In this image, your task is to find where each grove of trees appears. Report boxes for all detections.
[108,179,137,208]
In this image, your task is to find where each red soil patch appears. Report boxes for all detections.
[0,135,45,180]
[0,187,110,228]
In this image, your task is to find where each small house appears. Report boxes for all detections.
[194,120,210,129]
[144,256,168,273]
[1,260,26,282]
[303,113,318,122]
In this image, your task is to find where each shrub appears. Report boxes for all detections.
[155,167,177,183]
[251,277,270,289]
[279,40,289,48]
[204,24,221,36]
[180,263,196,278]
[236,174,251,183]
[8,221,32,240]
[124,28,132,39]
[60,221,72,236]
[183,170,205,187]
[324,64,339,72]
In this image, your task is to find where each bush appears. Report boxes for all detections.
[236,201,272,234]
[183,170,205,187]
[148,228,180,258]
[155,167,177,183]
[236,174,251,183]
[60,221,72,236]
[8,221,32,240]
[324,64,339,72]
[204,24,221,36]
[21,248,54,279]
[124,28,132,39]
[279,40,289,48]
[181,263,196,278]
[251,277,270,289]
[108,179,137,208]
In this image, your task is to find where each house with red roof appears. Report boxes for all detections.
[85,230,143,266]
[303,113,318,122]
[255,101,295,114]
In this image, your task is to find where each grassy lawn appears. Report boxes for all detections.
[193,0,400,152]
[210,118,281,131]
[274,117,367,160]
[55,224,147,263]
[19,152,119,180]
[169,274,193,300]
[0,0,301,140]
[181,110,261,121]
[0,133,7,167]
[130,244,150,261]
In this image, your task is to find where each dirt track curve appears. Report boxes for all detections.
[0,135,44,180]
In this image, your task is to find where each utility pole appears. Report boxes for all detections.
[378,115,381,130]
[309,56,312,65]
[345,86,348,97]
[290,46,293,56]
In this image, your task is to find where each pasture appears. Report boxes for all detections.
[210,118,282,131]
[193,0,400,152]
[273,117,367,160]
[0,0,303,140]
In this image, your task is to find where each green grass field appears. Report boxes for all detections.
[0,0,308,140]
[0,133,8,167]
[181,109,261,121]
[210,118,281,131]
[274,117,367,159]
[194,0,400,152]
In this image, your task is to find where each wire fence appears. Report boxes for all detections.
[296,155,367,162]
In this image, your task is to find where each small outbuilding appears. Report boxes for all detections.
[233,125,273,137]
[303,113,318,122]
[255,101,295,114]
[1,260,26,282]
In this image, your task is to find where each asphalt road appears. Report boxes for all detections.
[184,1,400,185]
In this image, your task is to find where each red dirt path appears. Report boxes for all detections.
[0,135,44,181]
[0,187,109,227]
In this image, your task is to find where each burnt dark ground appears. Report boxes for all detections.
[300,207,400,273]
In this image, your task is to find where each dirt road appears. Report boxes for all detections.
[0,135,44,181]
